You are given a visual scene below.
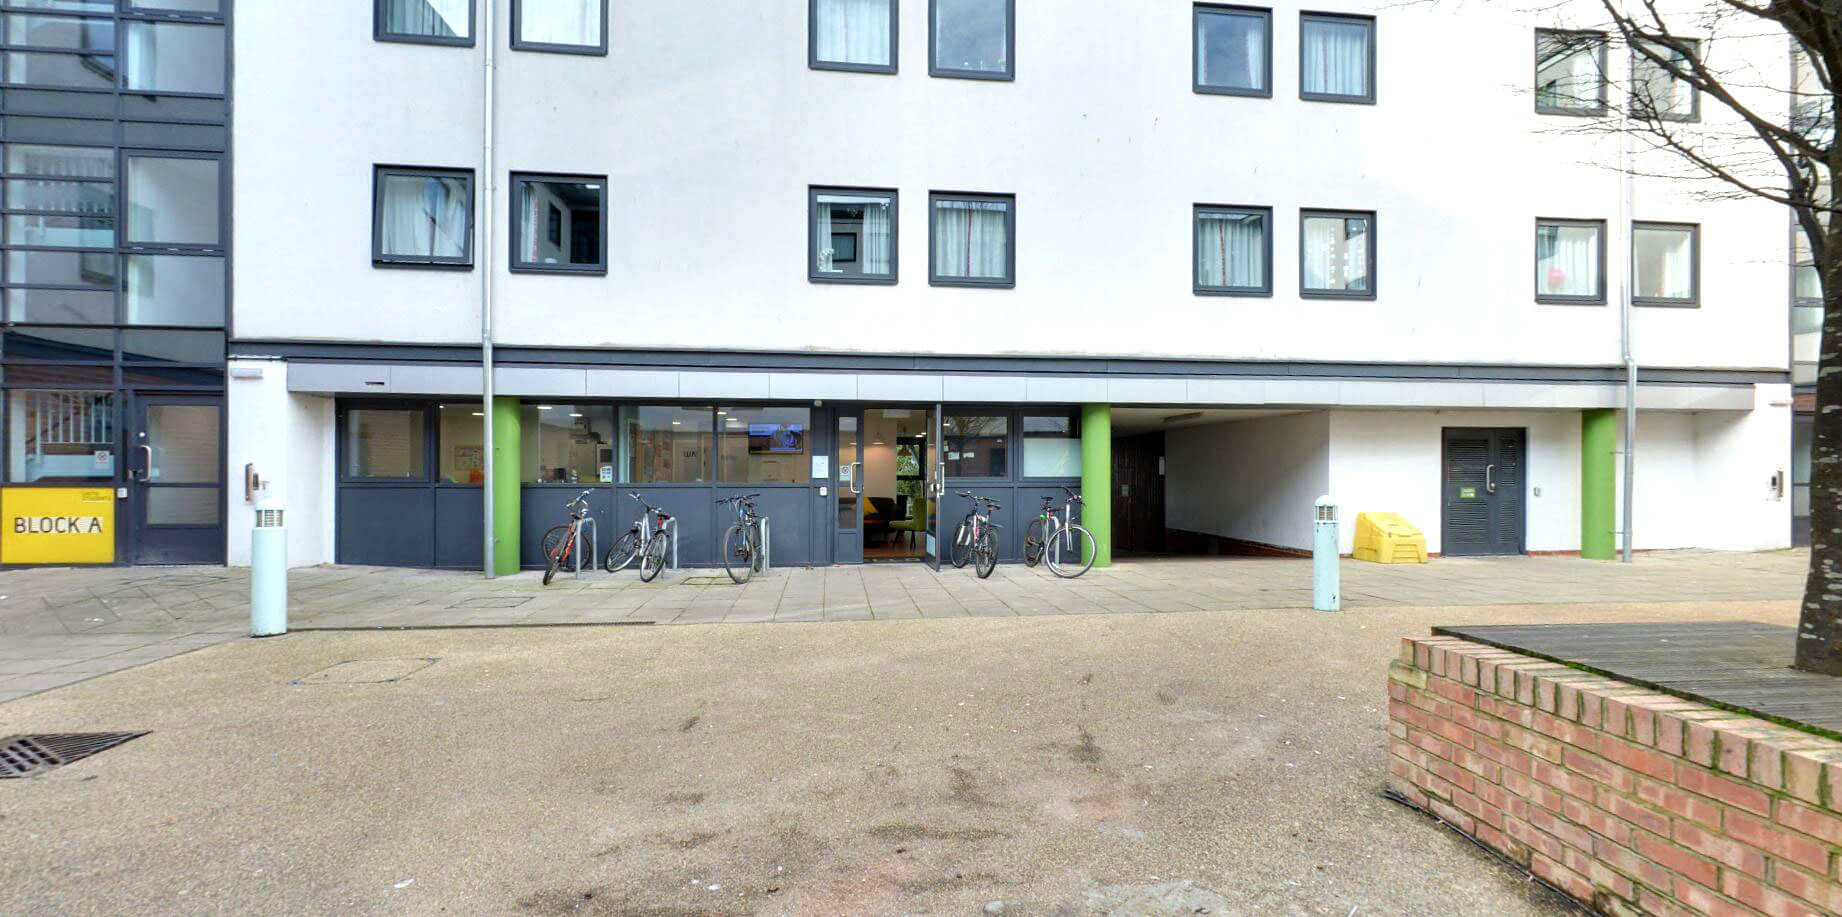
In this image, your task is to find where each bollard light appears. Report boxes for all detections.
[250,494,288,637]
[1313,496,1341,613]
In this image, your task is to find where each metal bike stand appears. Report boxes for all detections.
[760,518,770,574]
[573,517,596,579]
[665,518,679,571]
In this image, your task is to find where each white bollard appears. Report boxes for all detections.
[250,496,287,636]
[1313,496,1340,613]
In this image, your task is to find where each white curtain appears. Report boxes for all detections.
[934,200,1008,279]
[386,0,471,39]
[1537,225,1599,297]
[520,0,600,47]
[861,200,891,274]
[1303,217,1366,291]
[1537,36,1600,109]
[816,0,891,67]
[1637,230,1692,299]
[814,200,836,272]
[381,175,468,258]
[1197,13,1263,90]
[1197,213,1264,288]
[1301,19,1368,97]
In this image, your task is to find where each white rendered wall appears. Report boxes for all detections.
[1688,385,1793,551]
[1164,412,1329,551]
[227,359,335,567]
[232,0,1790,373]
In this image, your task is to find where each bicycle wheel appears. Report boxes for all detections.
[973,527,998,579]
[950,520,973,568]
[1046,524,1097,579]
[542,525,574,586]
[1022,518,1047,567]
[639,531,671,583]
[604,530,640,572]
[722,522,753,585]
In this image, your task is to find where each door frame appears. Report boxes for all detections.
[828,403,943,566]
[126,391,227,566]
[1439,426,1528,557]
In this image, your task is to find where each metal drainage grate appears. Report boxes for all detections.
[0,732,147,779]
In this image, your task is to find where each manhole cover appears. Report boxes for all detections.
[294,658,437,685]
[0,732,147,779]
[679,576,731,586]
[448,596,532,609]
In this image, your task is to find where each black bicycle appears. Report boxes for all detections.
[716,492,765,584]
[950,491,1001,579]
[605,493,673,583]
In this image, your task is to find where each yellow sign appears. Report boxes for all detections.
[1,487,115,564]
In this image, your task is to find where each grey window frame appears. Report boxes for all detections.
[374,0,477,47]
[809,0,898,74]
[1298,208,1376,300]
[928,190,1016,289]
[1193,204,1273,297]
[1193,4,1272,98]
[809,186,898,285]
[371,165,475,270]
[1534,28,1607,116]
[1630,36,1700,123]
[1533,217,1607,305]
[510,0,609,56]
[507,172,607,275]
[928,0,1015,82]
[1630,220,1700,308]
[1298,11,1375,104]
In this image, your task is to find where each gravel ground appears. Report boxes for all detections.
[0,597,1796,915]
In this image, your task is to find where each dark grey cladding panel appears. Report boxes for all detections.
[3,115,113,146]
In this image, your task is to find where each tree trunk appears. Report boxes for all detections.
[1797,217,1842,675]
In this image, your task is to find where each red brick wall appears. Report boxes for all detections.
[1388,636,1842,917]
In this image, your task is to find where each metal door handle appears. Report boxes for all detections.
[935,462,946,497]
[850,461,863,495]
[138,444,154,482]
[1485,464,1496,494]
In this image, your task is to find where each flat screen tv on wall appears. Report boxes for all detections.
[748,423,805,454]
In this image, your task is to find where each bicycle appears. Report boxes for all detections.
[1023,486,1097,579]
[716,492,766,584]
[604,493,674,583]
[540,489,595,586]
[950,490,1001,579]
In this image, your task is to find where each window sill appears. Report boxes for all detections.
[811,60,898,75]
[1535,296,1607,306]
[374,259,475,271]
[509,264,608,276]
[1535,105,1607,117]
[811,273,899,285]
[1195,85,1272,98]
[374,32,476,48]
[929,67,1015,82]
[1195,286,1273,297]
[1300,289,1376,301]
[1632,299,1700,309]
[510,40,609,56]
[1300,92,1375,105]
[930,277,1015,289]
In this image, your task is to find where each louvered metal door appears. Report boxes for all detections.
[1442,428,1526,556]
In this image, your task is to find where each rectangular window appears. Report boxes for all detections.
[8,389,114,482]
[1022,412,1080,478]
[345,408,426,480]
[811,0,896,73]
[1535,29,1605,115]
[126,155,220,247]
[7,251,116,289]
[4,327,113,361]
[122,21,225,95]
[930,192,1013,287]
[930,0,1011,80]
[126,0,223,12]
[1795,227,1821,304]
[436,403,484,483]
[719,406,813,484]
[1194,5,1270,97]
[2,51,115,89]
[123,255,225,326]
[1195,205,1271,295]
[620,405,712,483]
[7,213,112,248]
[6,14,115,51]
[1631,38,1698,122]
[811,187,896,283]
[1534,218,1605,304]
[513,0,606,54]
[510,174,605,273]
[521,403,615,484]
[377,0,474,45]
[1300,209,1374,298]
[1631,222,1697,306]
[373,166,473,268]
[1299,13,1372,102]
[943,413,1008,478]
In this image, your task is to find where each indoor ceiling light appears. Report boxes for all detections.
[569,413,583,418]
[537,405,553,410]
[872,441,885,445]
[671,420,681,425]
[471,412,484,417]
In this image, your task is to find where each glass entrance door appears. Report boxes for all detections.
[835,409,863,564]
[130,394,223,564]
[924,404,942,570]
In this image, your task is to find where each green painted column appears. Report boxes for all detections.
[491,396,521,576]
[1081,404,1112,568]
[1581,408,1616,560]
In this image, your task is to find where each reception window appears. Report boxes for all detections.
[719,406,812,484]
[436,403,484,483]
[943,413,1008,478]
[621,405,712,483]
[1022,412,1080,478]
[344,408,425,480]
[522,403,615,484]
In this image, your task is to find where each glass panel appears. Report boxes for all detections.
[127,156,220,246]
[1196,210,1266,289]
[123,255,225,326]
[943,414,1008,477]
[4,326,111,359]
[814,191,893,279]
[6,288,111,323]
[1794,304,1823,335]
[933,0,1008,74]
[514,177,601,269]
[620,405,712,483]
[1022,413,1080,477]
[4,15,115,51]
[1536,222,1601,299]
[126,0,222,12]
[435,403,484,483]
[1793,419,1812,486]
[377,171,470,261]
[518,0,601,47]
[122,21,224,95]
[5,178,114,214]
[7,213,113,247]
[1196,9,1266,93]
[7,250,115,287]
[814,0,892,67]
[6,363,110,384]
[346,409,425,479]
[146,403,218,483]
[1301,214,1370,293]
[837,414,858,529]
[1632,39,1695,119]
[8,388,113,481]
[382,0,473,40]
[15,1,114,12]
[1300,16,1369,98]
[863,408,930,541]
[147,487,217,524]
[1633,225,1693,300]
[121,330,221,363]
[1536,31,1602,111]
[718,406,811,484]
[3,51,114,88]
[5,144,113,178]
[933,197,1009,280]
[519,403,614,484]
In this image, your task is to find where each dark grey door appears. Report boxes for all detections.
[1442,428,1525,557]
[130,395,225,565]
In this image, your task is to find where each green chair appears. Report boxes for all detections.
[888,497,932,548]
